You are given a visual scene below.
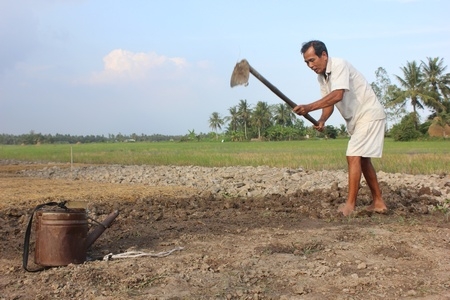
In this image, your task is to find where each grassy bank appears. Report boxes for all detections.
[0,138,448,175]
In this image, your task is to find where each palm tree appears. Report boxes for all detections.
[208,112,224,140]
[339,124,347,137]
[251,101,272,139]
[237,99,252,140]
[391,60,437,129]
[421,57,450,114]
[187,129,197,141]
[273,103,296,127]
[225,106,239,132]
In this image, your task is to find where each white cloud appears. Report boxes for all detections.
[86,49,189,84]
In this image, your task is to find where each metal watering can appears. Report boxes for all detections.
[23,201,119,272]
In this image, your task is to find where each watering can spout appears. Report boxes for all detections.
[86,210,119,248]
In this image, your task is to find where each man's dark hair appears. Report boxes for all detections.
[301,40,328,56]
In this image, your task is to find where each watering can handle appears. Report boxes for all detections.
[22,201,67,272]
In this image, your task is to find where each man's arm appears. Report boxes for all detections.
[293,89,344,131]
[293,89,345,115]
[319,105,334,123]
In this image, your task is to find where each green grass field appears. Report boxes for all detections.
[0,138,449,175]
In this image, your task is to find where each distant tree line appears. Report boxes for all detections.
[209,100,346,142]
[0,131,183,145]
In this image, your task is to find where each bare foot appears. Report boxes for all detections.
[366,202,388,213]
[338,204,355,216]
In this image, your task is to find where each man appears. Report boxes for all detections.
[293,40,387,216]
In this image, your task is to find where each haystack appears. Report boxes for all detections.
[428,119,450,137]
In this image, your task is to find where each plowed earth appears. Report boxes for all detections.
[1,163,450,300]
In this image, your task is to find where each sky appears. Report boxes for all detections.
[1,0,449,136]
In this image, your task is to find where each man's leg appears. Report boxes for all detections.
[361,157,387,212]
[339,156,362,216]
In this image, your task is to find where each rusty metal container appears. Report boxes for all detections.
[35,208,88,266]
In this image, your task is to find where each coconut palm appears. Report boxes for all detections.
[251,101,272,139]
[421,57,450,114]
[237,99,252,140]
[224,106,239,132]
[339,124,347,137]
[208,112,224,140]
[391,60,437,129]
[273,103,296,127]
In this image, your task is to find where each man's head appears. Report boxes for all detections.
[301,40,328,75]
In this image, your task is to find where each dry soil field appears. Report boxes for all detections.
[1,163,450,299]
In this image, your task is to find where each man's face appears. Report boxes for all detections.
[303,46,328,75]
